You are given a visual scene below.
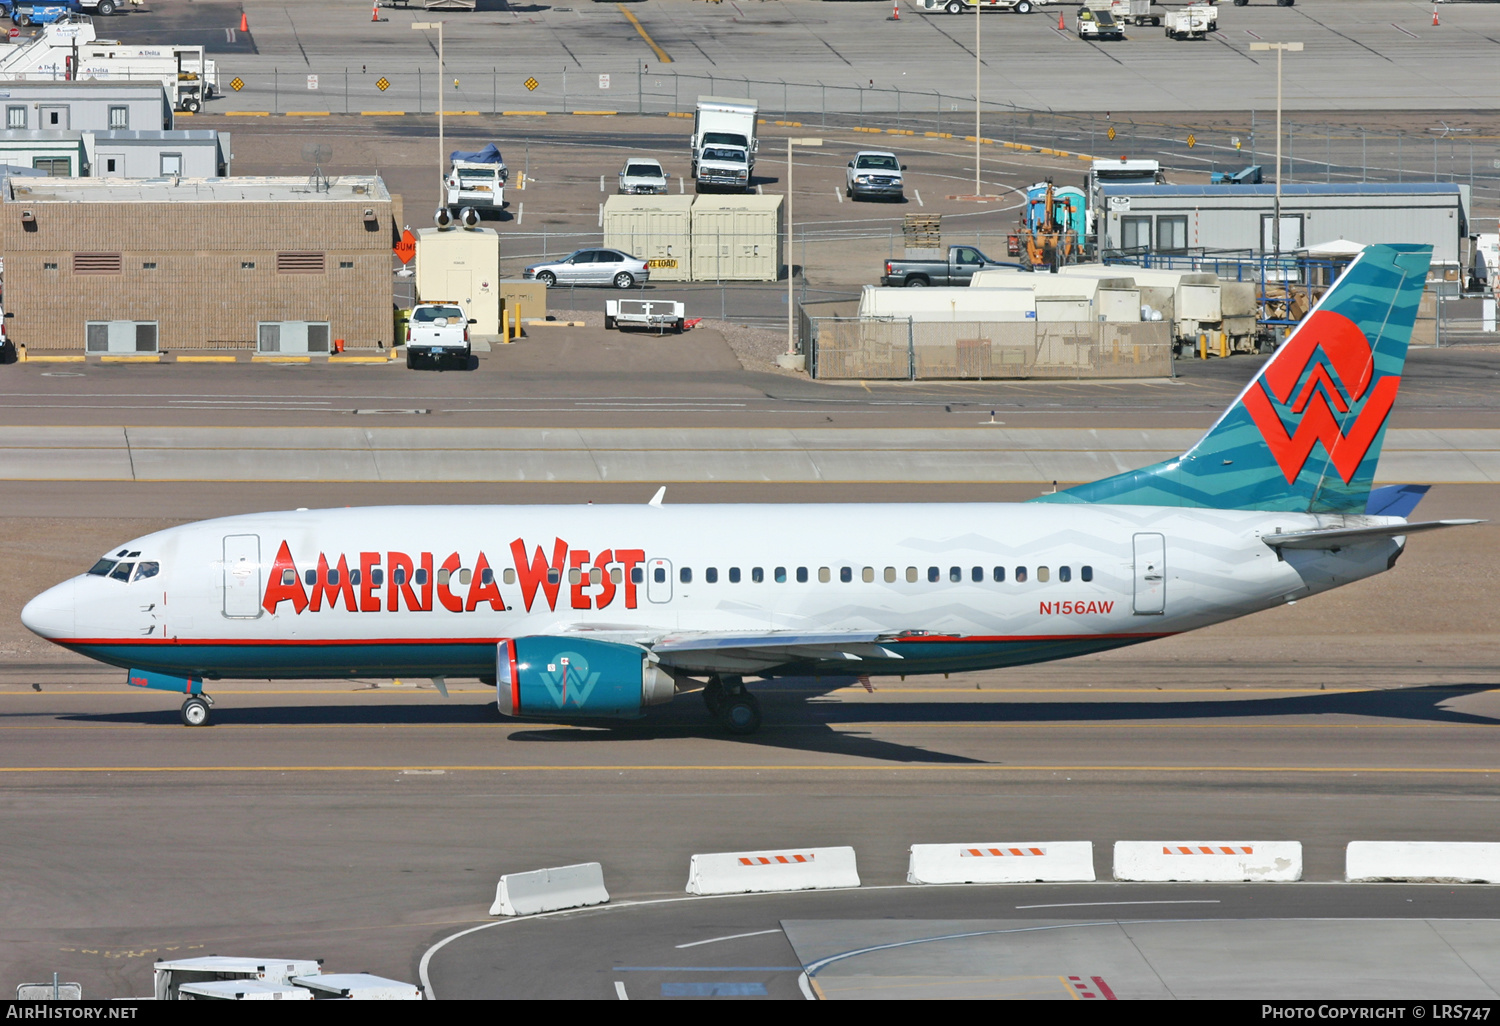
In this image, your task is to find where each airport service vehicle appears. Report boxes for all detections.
[1077,2,1124,39]
[1085,157,1163,235]
[523,249,649,289]
[1110,0,1161,26]
[446,144,507,212]
[690,96,756,192]
[0,17,215,112]
[881,245,1010,287]
[7,2,81,26]
[845,151,905,201]
[1469,233,1498,296]
[1232,0,1294,6]
[404,301,473,370]
[1164,4,1214,39]
[605,298,686,333]
[618,157,668,195]
[22,245,1469,734]
[919,0,1054,14]
[1010,179,1085,270]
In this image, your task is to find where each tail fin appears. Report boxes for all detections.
[1035,243,1432,513]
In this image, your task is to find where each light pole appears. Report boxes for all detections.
[787,137,822,360]
[974,0,981,195]
[413,20,446,210]
[1249,41,1302,258]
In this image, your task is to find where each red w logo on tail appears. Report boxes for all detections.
[1242,310,1399,484]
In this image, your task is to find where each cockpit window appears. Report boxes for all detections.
[87,559,118,577]
[134,562,160,582]
[108,562,135,582]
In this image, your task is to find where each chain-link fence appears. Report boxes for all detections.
[226,64,1500,221]
[805,317,1174,380]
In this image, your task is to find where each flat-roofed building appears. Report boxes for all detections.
[3,175,396,353]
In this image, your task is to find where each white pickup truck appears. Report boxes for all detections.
[405,301,474,370]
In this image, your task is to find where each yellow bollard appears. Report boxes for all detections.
[1218,331,1228,359]
[513,302,521,340]
[501,308,509,344]
[1198,332,1207,360]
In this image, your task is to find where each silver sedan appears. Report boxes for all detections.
[523,249,651,289]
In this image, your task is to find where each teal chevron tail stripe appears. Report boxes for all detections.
[1034,243,1432,513]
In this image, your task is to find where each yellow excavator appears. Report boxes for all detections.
[1008,178,1085,272]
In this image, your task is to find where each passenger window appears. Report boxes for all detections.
[906,567,918,583]
[1015,566,1028,583]
[884,567,896,583]
[1037,567,1050,582]
[455,569,468,586]
[680,567,692,584]
[949,566,961,583]
[568,568,582,585]
[840,567,852,583]
[775,567,787,583]
[1082,565,1093,582]
[371,569,385,586]
[993,566,1005,582]
[547,568,561,585]
[416,568,429,586]
[135,562,160,582]
[504,569,517,585]
[971,567,983,583]
[110,562,134,582]
[654,567,667,584]
[705,567,718,584]
[1059,566,1071,583]
[351,569,362,585]
[436,569,450,585]
[304,569,317,586]
[632,567,644,584]
[796,567,808,583]
[729,567,741,583]
[927,566,939,583]
[329,568,341,586]
[282,568,296,586]
[611,568,623,584]
[589,568,602,585]
[481,568,494,585]
[394,567,408,586]
[87,559,117,577]
[863,567,875,583]
[818,567,831,583]
[752,567,764,583]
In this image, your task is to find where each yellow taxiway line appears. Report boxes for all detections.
[617,3,672,63]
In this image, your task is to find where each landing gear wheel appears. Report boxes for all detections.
[702,680,726,716]
[180,696,211,727]
[717,692,761,735]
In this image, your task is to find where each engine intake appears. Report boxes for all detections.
[497,637,674,719]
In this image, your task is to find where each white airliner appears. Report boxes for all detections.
[20,244,1478,733]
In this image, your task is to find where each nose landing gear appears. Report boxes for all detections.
[702,675,761,735]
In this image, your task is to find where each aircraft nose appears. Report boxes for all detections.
[21,579,77,640]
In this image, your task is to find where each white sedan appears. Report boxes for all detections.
[523,249,651,289]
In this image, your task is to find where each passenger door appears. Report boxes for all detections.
[1132,533,1166,615]
[222,534,263,619]
[560,251,595,284]
[647,558,673,604]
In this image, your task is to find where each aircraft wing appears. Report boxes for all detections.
[1263,519,1482,551]
[647,630,914,675]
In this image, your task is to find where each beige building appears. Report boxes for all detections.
[3,175,397,352]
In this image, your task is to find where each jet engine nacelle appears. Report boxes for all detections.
[497,637,674,719]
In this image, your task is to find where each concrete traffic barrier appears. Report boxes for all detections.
[686,847,859,895]
[489,862,610,916]
[1113,841,1302,882]
[907,842,1095,884]
[1346,842,1500,883]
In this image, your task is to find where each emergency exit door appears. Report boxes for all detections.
[647,558,672,603]
[1132,533,1166,615]
[222,534,263,618]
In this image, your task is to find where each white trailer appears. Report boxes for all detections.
[177,980,313,1001]
[918,1,1057,13]
[858,283,1038,322]
[153,956,323,1001]
[1164,4,1214,38]
[291,974,422,1000]
[606,298,686,333]
[1110,0,1161,25]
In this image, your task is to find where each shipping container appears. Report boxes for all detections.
[603,194,693,282]
[415,225,501,336]
[690,194,783,282]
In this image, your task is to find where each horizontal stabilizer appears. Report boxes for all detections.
[1263,519,1482,550]
[1364,483,1430,518]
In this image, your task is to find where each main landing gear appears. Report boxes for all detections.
[702,675,761,735]
[180,694,214,727]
